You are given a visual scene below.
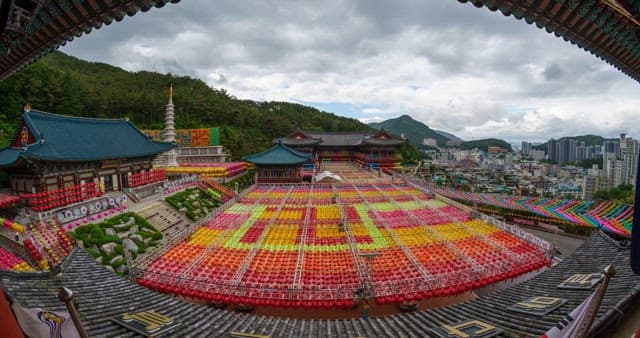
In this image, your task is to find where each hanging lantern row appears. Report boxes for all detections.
[129,169,167,188]
[20,182,101,211]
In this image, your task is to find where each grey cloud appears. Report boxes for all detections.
[543,63,563,80]
[59,0,640,141]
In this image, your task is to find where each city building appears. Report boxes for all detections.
[422,138,437,147]
[603,134,638,187]
[582,175,612,200]
[529,149,546,161]
[521,141,532,155]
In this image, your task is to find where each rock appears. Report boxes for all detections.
[179,208,187,213]
[131,234,143,243]
[130,225,139,234]
[105,228,116,236]
[110,255,123,265]
[114,217,136,229]
[100,243,118,255]
[116,265,127,274]
[144,238,151,246]
[189,194,197,200]
[123,238,138,252]
[96,257,103,265]
[105,265,115,273]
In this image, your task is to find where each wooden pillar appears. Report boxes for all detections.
[116,167,122,192]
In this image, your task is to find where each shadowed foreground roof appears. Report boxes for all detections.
[0,1,181,81]
[0,231,638,337]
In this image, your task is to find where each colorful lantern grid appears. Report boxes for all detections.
[140,182,550,308]
[0,247,35,272]
[432,185,632,237]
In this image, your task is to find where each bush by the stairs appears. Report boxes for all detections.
[165,188,220,221]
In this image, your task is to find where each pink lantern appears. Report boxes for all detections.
[75,221,81,226]
[67,224,73,230]
[83,218,88,224]
[90,216,95,221]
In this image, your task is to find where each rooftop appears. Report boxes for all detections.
[275,130,406,147]
[0,110,174,167]
[242,142,313,165]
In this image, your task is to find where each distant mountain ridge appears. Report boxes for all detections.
[368,115,461,147]
[435,129,463,142]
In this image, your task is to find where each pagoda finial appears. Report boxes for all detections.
[169,82,174,104]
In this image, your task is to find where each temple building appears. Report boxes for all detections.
[0,108,174,214]
[242,142,312,183]
[274,130,405,171]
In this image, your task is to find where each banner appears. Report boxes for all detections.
[143,128,221,146]
[541,290,597,338]
[190,128,210,146]
[11,302,80,338]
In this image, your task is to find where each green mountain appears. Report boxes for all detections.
[434,129,463,142]
[532,135,613,152]
[460,138,513,152]
[0,52,380,159]
[369,114,456,147]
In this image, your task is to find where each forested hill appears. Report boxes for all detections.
[0,52,372,158]
[369,114,451,147]
[460,138,512,152]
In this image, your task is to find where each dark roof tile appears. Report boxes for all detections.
[243,142,312,165]
[0,110,174,166]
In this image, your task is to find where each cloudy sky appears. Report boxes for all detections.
[61,0,640,144]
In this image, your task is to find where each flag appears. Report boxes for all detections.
[541,290,598,338]
[11,302,80,338]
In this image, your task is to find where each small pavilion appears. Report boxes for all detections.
[242,142,312,184]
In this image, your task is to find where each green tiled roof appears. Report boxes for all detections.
[0,148,21,167]
[243,142,312,165]
[0,110,174,167]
